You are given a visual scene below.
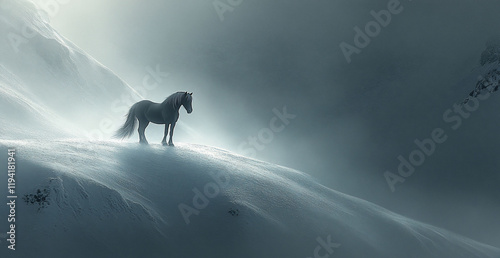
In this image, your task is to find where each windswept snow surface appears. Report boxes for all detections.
[0,0,136,138]
[0,140,499,258]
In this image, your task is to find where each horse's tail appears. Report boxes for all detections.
[114,104,138,139]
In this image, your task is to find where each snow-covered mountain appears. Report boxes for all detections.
[0,0,499,257]
[0,0,135,139]
[0,140,499,258]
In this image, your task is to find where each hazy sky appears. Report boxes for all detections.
[32,0,500,245]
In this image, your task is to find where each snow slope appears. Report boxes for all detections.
[0,0,136,138]
[0,139,499,258]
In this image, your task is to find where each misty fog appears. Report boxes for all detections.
[21,0,500,247]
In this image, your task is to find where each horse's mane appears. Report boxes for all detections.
[163,92,186,109]
[167,91,186,99]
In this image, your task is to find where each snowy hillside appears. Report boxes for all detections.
[0,0,134,138]
[0,140,499,258]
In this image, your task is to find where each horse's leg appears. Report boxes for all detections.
[138,120,149,144]
[161,124,168,146]
[168,122,176,146]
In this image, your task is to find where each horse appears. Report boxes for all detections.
[114,91,193,146]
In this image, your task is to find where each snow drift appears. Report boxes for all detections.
[0,140,499,258]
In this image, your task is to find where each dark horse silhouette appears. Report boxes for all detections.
[114,91,193,146]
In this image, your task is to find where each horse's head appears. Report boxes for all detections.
[182,92,193,114]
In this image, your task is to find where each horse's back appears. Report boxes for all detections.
[132,99,176,124]
[135,100,154,107]
[138,100,166,124]
[134,100,160,113]
[131,100,153,119]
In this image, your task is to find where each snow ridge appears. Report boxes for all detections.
[0,139,498,258]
